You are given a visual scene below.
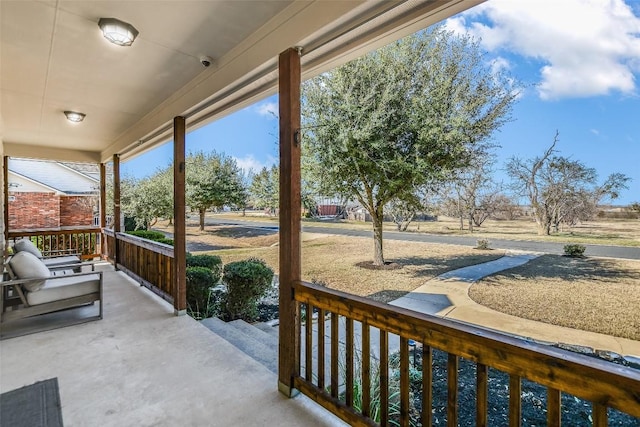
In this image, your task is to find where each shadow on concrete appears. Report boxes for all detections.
[388,293,453,316]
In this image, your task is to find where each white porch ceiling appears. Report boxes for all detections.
[0,0,483,163]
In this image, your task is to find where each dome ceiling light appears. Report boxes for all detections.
[64,111,86,123]
[98,18,139,47]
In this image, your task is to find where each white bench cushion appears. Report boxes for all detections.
[7,251,50,292]
[27,274,100,306]
[13,239,43,258]
[42,255,82,267]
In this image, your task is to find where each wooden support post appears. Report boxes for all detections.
[113,154,121,268]
[278,47,302,397]
[99,163,107,258]
[3,156,9,258]
[173,116,187,315]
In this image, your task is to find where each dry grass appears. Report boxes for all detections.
[205,235,504,303]
[469,255,640,340]
[154,217,640,338]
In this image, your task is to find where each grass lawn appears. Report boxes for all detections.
[154,218,640,338]
[211,234,505,303]
[469,255,640,341]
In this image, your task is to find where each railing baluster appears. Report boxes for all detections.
[361,320,371,418]
[317,309,325,390]
[547,387,561,427]
[288,281,640,427]
[400,336,410,427]
[422,344,432,427]
[447,353,458,427]
[330,312,339,399]
[509,374,521,427]
[305,303,313,382]
[592,403,607,427]
[477,363,488,427]
[345,317,354,407]
[380,330,389,427]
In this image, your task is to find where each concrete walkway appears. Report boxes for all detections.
[389,251,640,357]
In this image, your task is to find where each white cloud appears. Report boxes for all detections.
[449,0,640,100]
[490,56,511,74]
[255,101,278,118]
[590,129,600,135]
[233,155,267,175]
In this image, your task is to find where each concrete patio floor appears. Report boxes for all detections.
[0,266,345,427]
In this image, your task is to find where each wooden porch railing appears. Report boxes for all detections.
[8,227,102,259]
[103,229,175,302]
[292,280,640,427]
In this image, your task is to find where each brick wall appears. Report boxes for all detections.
[8,192,60,229]
[60,196,95,227]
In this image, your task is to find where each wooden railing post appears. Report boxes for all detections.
[113,154,121,268]
[173,116,187,315]
[99,163,106,258]
[3,156,9,258]
[278,46,302,397]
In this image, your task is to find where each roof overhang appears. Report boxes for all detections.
[1,0,484,164]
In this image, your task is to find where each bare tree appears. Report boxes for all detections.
[442,151,503,232]
[507,131,630,235]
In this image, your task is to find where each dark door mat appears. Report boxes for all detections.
[0,378,64,426]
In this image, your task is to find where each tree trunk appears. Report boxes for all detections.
[168,217,173,226]
[372,212,385,266]
[468,216,474,233]
[199,208,206,231]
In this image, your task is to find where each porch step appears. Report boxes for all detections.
[253,321,279,338]
[228,319,278,349]
[201,317,278,374]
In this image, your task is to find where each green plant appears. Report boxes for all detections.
[476,239,491,250]
[564,244,586,257]
[336,347,415,426]
[155,238,174,246]
[126,230,167,241]
[186,253,223,283]
[186,266,217,320]
[222,258,274,321]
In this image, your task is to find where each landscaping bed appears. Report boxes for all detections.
[396,346,640,426]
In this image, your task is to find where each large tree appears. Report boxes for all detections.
[302,26,519,265]
[507,132,630,235]
[249,165,279,214]
[186,151,246,230]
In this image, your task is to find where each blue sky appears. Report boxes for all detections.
[123,0,640,205]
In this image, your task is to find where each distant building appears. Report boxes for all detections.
[7,158,99,230]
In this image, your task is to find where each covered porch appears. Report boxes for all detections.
[2,1,639,426]
[0,266,344,426]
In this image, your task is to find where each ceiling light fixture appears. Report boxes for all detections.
[64,111,86,123]
[98,18,139,47]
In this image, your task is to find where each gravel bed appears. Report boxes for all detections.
[400,347,639,426]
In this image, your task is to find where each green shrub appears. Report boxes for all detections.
[186,254,223,283]
[222,258,274,321]
[186,266,217,319]
[564,244,586,257]
[127,230,167,241]
[154,238,174,246]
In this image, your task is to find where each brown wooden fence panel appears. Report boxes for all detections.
[9,228,101,259]
[291,280,640,427]
[102,230,174,303]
